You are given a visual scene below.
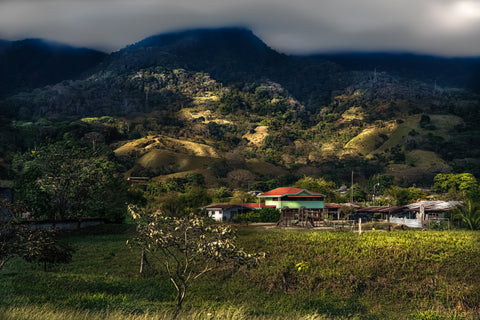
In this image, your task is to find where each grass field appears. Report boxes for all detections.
[1,224,479,319]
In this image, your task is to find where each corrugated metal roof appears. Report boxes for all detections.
[357,206,404,213]
[324,203,342,208]
[404,200,463,211]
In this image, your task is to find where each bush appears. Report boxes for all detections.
[234,208,280,223]
[258,208,280,222]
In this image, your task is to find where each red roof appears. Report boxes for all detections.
[257,187,324,197]
[205,204,243,210]
[241,203,276,209]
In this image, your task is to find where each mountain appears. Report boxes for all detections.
[315,52,480,92]
[1,27,480,187]
[98,28,342,108]
[0,40,11,51]
[105,27,285,76]
[0,38,107,98]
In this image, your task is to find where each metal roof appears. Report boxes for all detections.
[404,200,463,211]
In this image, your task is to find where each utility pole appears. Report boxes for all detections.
[350,170,354,203]
[373,182,379,206]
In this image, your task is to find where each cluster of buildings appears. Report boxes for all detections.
[205,187,462,228]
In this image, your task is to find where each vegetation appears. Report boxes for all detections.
[127,205,263,314]
[234,207,281,223]
[453,200,480,230]
[1,30,480,192]
[0,225,479,319]
[0,219,74,272]
[13,141,128,222]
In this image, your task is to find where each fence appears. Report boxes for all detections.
[389,217,422,228]
[331,220,357,231]
[16,218,106,231]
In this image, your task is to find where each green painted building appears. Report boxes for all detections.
[257,187,325,210]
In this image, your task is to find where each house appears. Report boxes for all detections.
[324,203,342,220]
[354,205,404,221]
[205,204,252,222]
[389,200,462,228]
[256,187,325,227]
[257,187,325,211]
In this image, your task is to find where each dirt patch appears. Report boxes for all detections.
[243,126,268,147]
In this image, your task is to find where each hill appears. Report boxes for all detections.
[1,28,480,188]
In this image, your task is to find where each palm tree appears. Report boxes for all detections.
[453,200,480,230]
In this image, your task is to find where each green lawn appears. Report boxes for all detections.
[1,225,479,319]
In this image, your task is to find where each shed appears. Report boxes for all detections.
[205,204,252,222]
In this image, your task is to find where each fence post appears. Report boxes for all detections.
[359,218,362,235]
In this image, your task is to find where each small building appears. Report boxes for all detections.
[389,200,462,228]
[126,177,150,184]
[257,187,325,211]
[355,206,404,221]
[205,204,252,222]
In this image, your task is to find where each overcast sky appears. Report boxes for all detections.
[1,0,480,56]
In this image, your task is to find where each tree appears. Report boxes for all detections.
[210,187,232,203]
[0,219,74,272]
[453,200,480,230]
[348,184,367,202]
[366,174,394,196]
[294,176,336,201]
[230,190,256,204]
[433,173,478,198]
[127,205,263,316]
[179,186,211,209]
[384,186,411,206]
[21,227,74,271]
[14,142,128,221]
[226,169,256,189]
[0,220,24,271]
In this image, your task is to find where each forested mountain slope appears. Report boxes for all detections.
[1,28,479,188]
[0,38,106,98]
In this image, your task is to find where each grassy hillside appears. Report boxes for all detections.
[1,225,479,319]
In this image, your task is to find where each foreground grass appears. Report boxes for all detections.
[1,225,479,319]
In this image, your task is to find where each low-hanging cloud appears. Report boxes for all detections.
[0,0,479,56]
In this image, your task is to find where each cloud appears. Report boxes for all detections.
[0,0,479,56]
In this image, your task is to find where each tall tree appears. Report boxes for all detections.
[14,142,128,221]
